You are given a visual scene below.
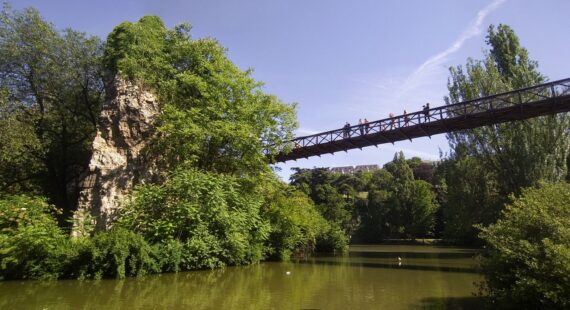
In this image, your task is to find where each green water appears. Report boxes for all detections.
[0,245,483,309]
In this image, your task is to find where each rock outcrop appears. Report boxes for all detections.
[73,77,160,236]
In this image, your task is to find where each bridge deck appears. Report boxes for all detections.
[270,78,570,163]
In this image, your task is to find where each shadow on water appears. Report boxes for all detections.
[299,259,479,274]
[348,251,477,260]
[415,296,488,310]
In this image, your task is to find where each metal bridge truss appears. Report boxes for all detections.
[269,77,570,163]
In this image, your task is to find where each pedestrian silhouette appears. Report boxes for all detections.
[343,122,351,138]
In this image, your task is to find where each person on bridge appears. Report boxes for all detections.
[423,103,430,121]
[358,119,364,135]
[364,118,369,133]
[389,113,395,129]
[343,122,351,138]
[404,110,409,126]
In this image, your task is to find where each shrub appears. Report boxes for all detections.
[316,223,349,253]
[479,182,570,309]
[0,195,72,280]
[261,179,348,260]
[71,228,158,279]
[118,167,270,269]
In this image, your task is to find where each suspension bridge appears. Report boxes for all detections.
[270,77,570,163]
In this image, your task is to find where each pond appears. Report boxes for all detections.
[0,245,483,309]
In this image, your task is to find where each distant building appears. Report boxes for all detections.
[329,164,380,175]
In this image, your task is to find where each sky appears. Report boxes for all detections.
[11,0,570,181]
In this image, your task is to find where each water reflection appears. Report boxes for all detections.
[0,245,484,310]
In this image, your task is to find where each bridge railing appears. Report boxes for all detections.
[267,77,570,157]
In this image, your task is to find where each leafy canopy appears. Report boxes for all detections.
[479,183,570,309]
[0,4,104,217]
[104,16,297,176]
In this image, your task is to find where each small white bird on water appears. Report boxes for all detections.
[286,271,291,275]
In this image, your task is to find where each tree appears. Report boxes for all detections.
[437,146,501,243]
[354,169,392,242]
[384,152,438,238]
[479,183,570,309]
[445,24,570,196]
[260,178,347,259]
[0,4,105,220]
[289,167,354,232]
[103,16,297,177]
[441,24,570,242]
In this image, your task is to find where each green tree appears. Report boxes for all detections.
[261,178,347,259]
[0,91,44,194]
[290,167,354,232]
[354,169,393,242]
[384,152,438,238]
[441,24,570,242]
[437,146,501,243]
[445,24,570,196]
[0,4,104,219]
[103,16,297,176]
[479,183,570,309]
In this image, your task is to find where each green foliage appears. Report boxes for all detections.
[103,16,170,84]
[383,152,438,239]
[315,223,349,253]
[445,23,570,197]
[290,168,355,233]
[291,153,439,242]
[119,167,269,269]
[261,179,347,260]
[104,16,297,176]
[0,91,44,194]
[436,146,501,243]
[0,195,71,280]
[71,228,158,280]
[0,4,104,217]
[479,183,570,309]
[441,24,570,243]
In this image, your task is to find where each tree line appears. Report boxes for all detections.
[0,3,569,308]
[0,5,345,281]
[288,24,570,308]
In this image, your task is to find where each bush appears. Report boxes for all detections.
[71,228,158,279]
[479,182,570,309]
[118,167,270,269]
[261,179,348,260]
[0,195,72,280]
[316,224,349,253]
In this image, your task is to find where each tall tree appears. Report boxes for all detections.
[441,24,570,242]
[445,24,570,196]
[0,4,104,219]
[385,152,437,238]
[103,16,297,176]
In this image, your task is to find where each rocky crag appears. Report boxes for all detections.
[73,77,160,236]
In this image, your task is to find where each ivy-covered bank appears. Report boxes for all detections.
[0,8,346,280]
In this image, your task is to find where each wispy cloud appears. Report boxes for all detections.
[349,0,506,117]
[296,127,320,136]
[399,0,507,98]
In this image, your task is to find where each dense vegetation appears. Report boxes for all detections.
[0,4,104,222]
[290,152,438,242]
[0,4,569,308]
[479,183,570,309]
[0,5,346,280]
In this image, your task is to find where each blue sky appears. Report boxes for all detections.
[12,0,570,181]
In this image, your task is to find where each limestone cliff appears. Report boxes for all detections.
[73,77,160,236]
